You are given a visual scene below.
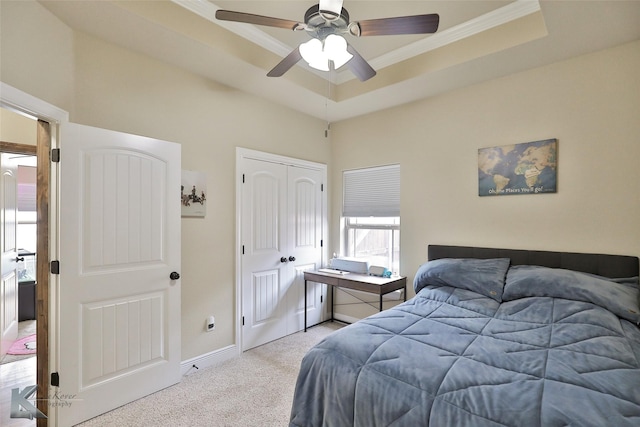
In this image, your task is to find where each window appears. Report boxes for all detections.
[344,217,400,273]
[17,163,37,283]
[17,212,37,252]
[342,165,400,273]
[17,164,37,252]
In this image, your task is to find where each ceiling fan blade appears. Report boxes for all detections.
[216,10,301,30]
[345,44,376,82]
[354,14,439,36]
[267,48,303,78]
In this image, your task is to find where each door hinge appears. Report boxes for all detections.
[321,295,323,303]
[50,260,60,274]
[320,239,323,247]
[51,372,60,387]
[51,148,60,163]
[242,173,245,183]
[242,245,245,255]
[321,183,324,192]
[242,316,245,326]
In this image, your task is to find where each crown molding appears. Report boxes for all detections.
[336,0,541,83]
[173,0,541,85]
[172,0,293,57]
[374,1,540,68]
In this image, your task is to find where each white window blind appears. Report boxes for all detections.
[343,164,400,217]
[18,165,37,212]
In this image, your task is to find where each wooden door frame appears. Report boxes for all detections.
[2,82,68,427]
[0,135,49,425]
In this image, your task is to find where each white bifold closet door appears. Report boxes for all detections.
[240,153,325,351]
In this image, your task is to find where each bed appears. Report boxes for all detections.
[289,245,640,426]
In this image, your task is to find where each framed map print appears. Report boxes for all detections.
[478,138,557,196]
[181,170,207,217]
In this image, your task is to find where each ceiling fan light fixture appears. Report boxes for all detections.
[217,2,440,81]
[325,34,353,69]
[299,38,328,71]
[299,35,352,72]
[309,58,330,72]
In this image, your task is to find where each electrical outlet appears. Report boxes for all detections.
[206,316,215,332]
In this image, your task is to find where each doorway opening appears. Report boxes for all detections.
[0,107,51,426]
[1,147,38,427]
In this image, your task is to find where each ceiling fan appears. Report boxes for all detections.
[215,0,439,82]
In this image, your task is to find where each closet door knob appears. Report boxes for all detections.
[15,257,25,262]
[288,256,296,262]
[280,257,288,263]
[170,272,180,280]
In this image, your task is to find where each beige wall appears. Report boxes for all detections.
[2,0,639,359]
[71,33,330,359]
[0,1,75,113]
[330,40,640,300]
[1,1,330,360]
[0,108,37,145]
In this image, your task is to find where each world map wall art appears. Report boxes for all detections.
[478,138,557,197]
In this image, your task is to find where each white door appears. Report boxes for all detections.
[240,156,325,351]
[286,166,324,333]
[241,158,288,350]
[57,123,181,426]
[0,152,19,358]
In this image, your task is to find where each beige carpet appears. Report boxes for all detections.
[77,322,343,427]
[0,320,37,365]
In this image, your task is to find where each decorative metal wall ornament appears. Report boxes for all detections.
[181,170,207,217]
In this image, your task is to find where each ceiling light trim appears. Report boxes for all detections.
[381,0,541,67]
[172,0,293,57]
[335,0,542,84]
[174,0,541,85]
[174,0,334,79]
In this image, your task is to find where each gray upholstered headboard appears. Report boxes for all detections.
[428,245,639,279]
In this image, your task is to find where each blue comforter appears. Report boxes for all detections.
[290,260,640,426]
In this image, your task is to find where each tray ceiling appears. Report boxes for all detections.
[39,0,640,122]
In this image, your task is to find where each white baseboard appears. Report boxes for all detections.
[180,344,238,377]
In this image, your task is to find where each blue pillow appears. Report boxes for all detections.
[413,258,510,301]
[503,265,640,323]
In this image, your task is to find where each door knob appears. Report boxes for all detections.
[288,256,296,262]
[170,272,180,280]
[15,257,25,262]
[280,257,288,263]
